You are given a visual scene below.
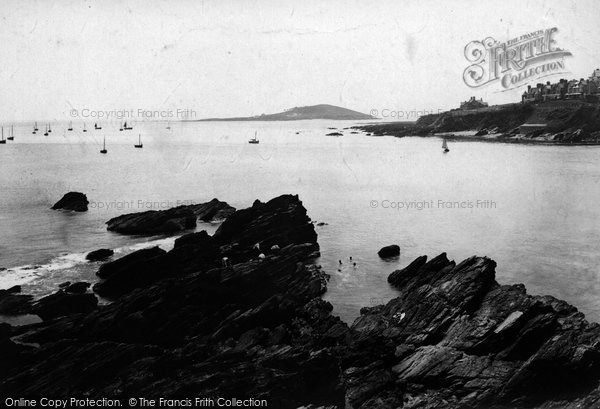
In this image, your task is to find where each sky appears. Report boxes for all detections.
[1,0,600,121]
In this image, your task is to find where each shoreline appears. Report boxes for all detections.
[2,195,600,407]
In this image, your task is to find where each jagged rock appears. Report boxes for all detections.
[51,192,89,212]
[345,253,600,408]
[5,196,600,408]
[377,244,400,258]
[65,282,90,294]
[32,291,98,320]
[173,230,212,248]
[105,199,235,235]
[1,195,348,408]
[86,248,114,261]
[0,286,32,315]
[93,246,168,297]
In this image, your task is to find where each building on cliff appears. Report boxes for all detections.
[460,96,489,110]
[522,68,600,103]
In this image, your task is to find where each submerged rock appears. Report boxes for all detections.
[377,244,400,258]
[105,198,235,235]
[51,192,89,212]
[86,248,114,262]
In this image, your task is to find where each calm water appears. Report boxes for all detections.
[0,120,599,323]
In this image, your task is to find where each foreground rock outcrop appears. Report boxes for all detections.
[51,192,89,212]
[1,195,348,408]
[346,253,600,408]
[3,196,600,408]
[106,198,235,235]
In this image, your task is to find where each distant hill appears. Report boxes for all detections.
[199,104,375,121]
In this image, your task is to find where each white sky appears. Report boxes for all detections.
[1,0,599,120]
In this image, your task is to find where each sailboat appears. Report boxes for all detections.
[119,121,124,131]
[43,125,49,136]
[0,127,5,144]
[248,131,259,144]
[32,122,38,134]
[7,125,14,141]
[48,123,52,133]
[123,121,132,130]
[95,122,102,130]
[166,122,171,130]
[134,134,143,148]
[100,137,107,154]
[83,123,87,132]
[442,138,449,153]
[67,121,73,131]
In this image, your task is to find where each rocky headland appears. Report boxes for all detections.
[105,198,235,235]
[2,195,600,408]
[359,100,600,145]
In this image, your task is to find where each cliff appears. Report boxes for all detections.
[359,100,600,144]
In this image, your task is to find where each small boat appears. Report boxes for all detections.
[95,123,102,130]
[166,122,171,130]
[119,121,123,131]
[48,123,52,133]
[0,127,5,144]
[134,134,143,148]
[67,121,73,131]
[123,121,132,130]
[32,122,38,134]
[43,125,49,136]
[100,137,107,154]
[442,138,449,153]
[7,125,14,141]
[83,123,87,132]
[248,131,259,144]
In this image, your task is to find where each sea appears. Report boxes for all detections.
[1,120,599,324]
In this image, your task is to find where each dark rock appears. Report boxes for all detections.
[65,282,90,294]
[0,286,32,315]
[32,291,98,320]
[51,192,89,212]
[5,196,600,408]
[344,254,600,408]
[105,198,235,235]
[86,248,114,261]
[377,244,400,258]
[94,246,168,297]
[475,128,488,136]
[173,230,211,248]
[1,195,347,408]
[326,132,343,136]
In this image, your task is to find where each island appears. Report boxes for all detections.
[198,104,375,121]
